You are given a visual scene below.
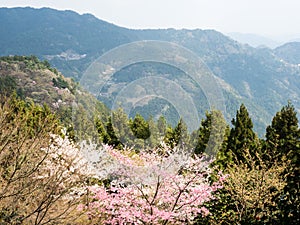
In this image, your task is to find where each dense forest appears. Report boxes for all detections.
[0,56,299,224]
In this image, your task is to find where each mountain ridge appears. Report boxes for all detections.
[1,7,300,135]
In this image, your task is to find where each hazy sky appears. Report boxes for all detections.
[1,0,300,38]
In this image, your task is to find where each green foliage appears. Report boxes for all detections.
[145,116,161,148]
[105,116,123,148]
[194,110,228,157]
[111,108,135,147]
[265,102,299,160]
[157,115,167,136]
[0,55,57,73]
[194,112,212,155]
[214,129,231,171]
[95,113,128,149]
[2,7,300,138]
[200,151,287,225]
[0,93,60,136]
[1,52,299,224]
[0,55,109,143]
[1,83,300,224]
[0,76,17,97]
[227,104,259,163]
[52,76,69,89]
[164,118,190,149]
[130,113,150,140]
[95,118,110,144]
[199,103,300,225]
[265,102,300,224]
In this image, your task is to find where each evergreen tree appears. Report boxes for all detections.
[72,104,99,143]
[265,102,299,161]
[95,118,110,144]
[174,118,190,148]
[130,113,151,140]
[214,127,231,171]
[0,76,17,97]
[194,110,228,157]
[111,108,134,147]
[105,116,123,148]
[227,104,258,162]
[157,115,167,137]
[164,118,189,149]
[146,116,160,148]
[265,102,300,224]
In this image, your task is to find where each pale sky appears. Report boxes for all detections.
[1,0,300,39]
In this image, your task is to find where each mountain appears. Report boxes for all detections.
[1,7,300,135]
[226,32,282,49]
[274,42,300,65]
[0,7,137,79]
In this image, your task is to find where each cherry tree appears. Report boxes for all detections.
[79,143,225,224]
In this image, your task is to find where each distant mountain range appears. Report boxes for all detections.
[226,32,282,49]
[1,7,300,135]
[227,32,300,49]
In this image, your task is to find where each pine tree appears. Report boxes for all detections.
[194,110,228,157]
[130,113,151,140]
[157,115,167,137]
[145,116,160,148]
[265,102,299,161]
[95,118,110,144]
[164,118,190,149]
[227,104,258,162]
[265,102,300,224]
[164,125,176,148]
[105,116,123,148]
[174,118,190,148]
[111,108,134,147]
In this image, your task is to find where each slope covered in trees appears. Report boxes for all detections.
[1,7,300,136]
[0,9,300,221]
[0,55,109,142]
[1,73,299,224]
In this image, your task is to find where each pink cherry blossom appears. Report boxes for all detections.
[79,144,225,224]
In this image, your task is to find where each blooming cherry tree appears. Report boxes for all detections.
[80,143,225,224]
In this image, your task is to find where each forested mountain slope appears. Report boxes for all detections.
[1,7,300,134]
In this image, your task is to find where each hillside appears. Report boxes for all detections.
[274,42,300,65]
[0,55,109,141]
[1,7,300,135]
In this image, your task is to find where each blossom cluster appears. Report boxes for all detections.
[79,143,225,224]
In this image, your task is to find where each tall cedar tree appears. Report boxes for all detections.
[265,102,299,161]
[194,110,228,158]
[265,102,300,224]
[164,118,189,149]
[145,116,160,148]
[130,113,151,140]
[157,115,167,137]
[227,104,258,163]
[105,116,123,148]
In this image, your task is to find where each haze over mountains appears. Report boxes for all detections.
[1,7,300,135]
[227,33,300,49]
[226,33,282,49]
